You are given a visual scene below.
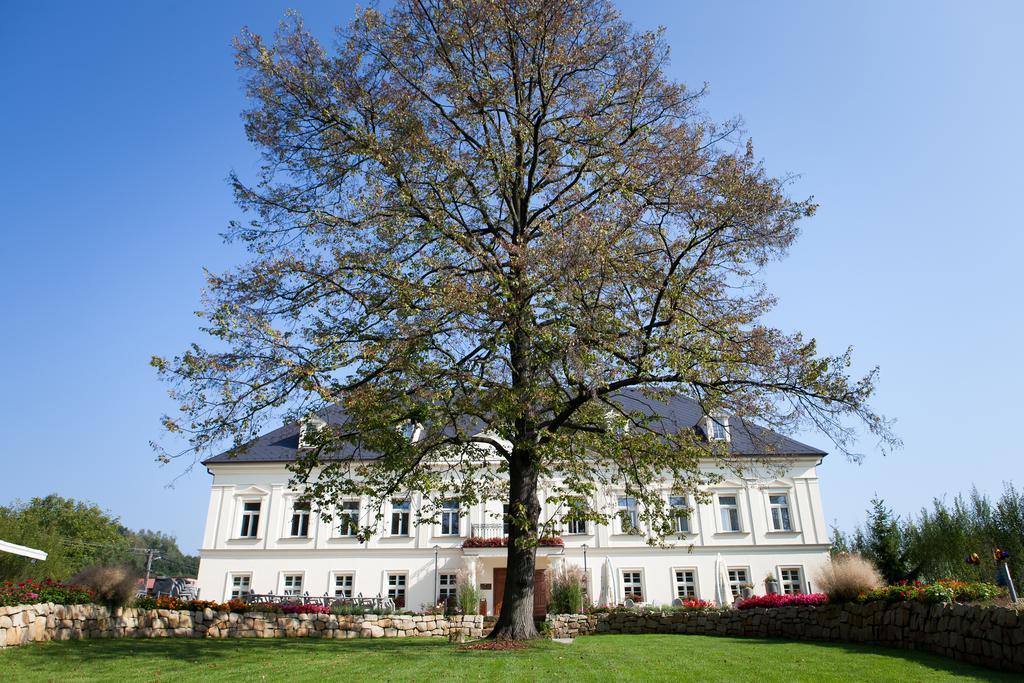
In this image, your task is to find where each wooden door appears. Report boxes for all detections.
[493,568,506,617]
[492,568,548,618]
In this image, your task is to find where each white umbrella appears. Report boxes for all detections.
[599,557,615,606]
[716,553,733,607]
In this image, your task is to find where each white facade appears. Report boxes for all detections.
[196,457,831,612]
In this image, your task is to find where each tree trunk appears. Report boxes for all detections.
[488,448,541,640]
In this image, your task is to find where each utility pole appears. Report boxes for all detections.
[143,548,161,595]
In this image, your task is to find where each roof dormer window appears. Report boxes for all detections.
[707,415,729,442]
[298,414,328,449]
[398,421,419,441]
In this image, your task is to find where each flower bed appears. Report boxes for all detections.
[736,593,828,610]
[462,535,564,548]
[854,579,1002,605]
[588,599,716,615]
[0,580,93,607]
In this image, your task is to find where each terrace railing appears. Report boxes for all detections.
[470,523,507,539]
[244,592,396,611]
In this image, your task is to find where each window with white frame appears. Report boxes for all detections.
[669,495,690,534]
[564,497,588,535]
[728,568,750,597]
[390,499,411,536]
[332,573,354,598]
[769,493,793,531]
[621,570,644,602]
[438,572,458,605]
[337,500,360,536]
[718,494,740,532]
[440,499,461,536]
[780,567,803,595]
[289,501,311,537]
[617,496,640,534]
[709,418,728,440]
[387,573,407,608]
[674,569,697,599]
[229,574,251,599]
[239,501,261,537]
[282,573,304,596]
[399,422,417,440]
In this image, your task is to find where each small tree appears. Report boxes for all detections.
[155,0,896,639]
[858,497,919,583]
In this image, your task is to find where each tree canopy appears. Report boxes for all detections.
[838,484,1023,585]
[0,495,198,582]
[155,0,895,638]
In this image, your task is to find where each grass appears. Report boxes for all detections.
[0,634,1014,682]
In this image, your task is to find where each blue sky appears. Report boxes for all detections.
[2,1,1021,554]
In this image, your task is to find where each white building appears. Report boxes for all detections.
[195,394,831,615]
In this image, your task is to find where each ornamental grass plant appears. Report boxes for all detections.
[549,565,586,614]
[455,569,481,615]
[69,565,138,608]
[816,554,884,602]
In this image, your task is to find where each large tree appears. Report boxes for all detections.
[155,0,895,639]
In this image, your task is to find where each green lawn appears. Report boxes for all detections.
[0,634,1013,682]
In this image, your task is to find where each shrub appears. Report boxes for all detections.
[279,603,330,614]
[587,601,715,615]
[855,579,1002,605]
[736,593,828,610]
[549,565,586,614]
[225,598,251,613]
[461,536,564,548]
[330,602,397,616]
[247,602,283,613]
[331,602,367,616]
[816,554,883,602]
[0,579,94,606]
[69,565,138,607]
[672,598,715,612]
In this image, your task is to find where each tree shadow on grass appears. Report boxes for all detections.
[2,637,450,668]
[642,634,1017,682]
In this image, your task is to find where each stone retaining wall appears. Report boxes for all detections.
[547,602,1024,672]
[0,603,483,648]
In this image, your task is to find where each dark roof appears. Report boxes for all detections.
[203,391,825,465]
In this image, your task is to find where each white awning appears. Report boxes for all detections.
[0,539,48,561]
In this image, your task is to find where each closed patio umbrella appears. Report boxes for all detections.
[599,557,615,606]
[716,553,733,607]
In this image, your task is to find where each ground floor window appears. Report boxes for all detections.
[621,570,644,602]
[674,569,696,599]
[438,572,458,606]
[728,568,750,597]
[282,573,304,596]
[780,567,803,595]
[387,573,407,608]
[229,574,251,600]
[333,573,354,598]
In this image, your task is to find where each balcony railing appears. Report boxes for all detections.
[470,523,507,539]
[244,592,396,610]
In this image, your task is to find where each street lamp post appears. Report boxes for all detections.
[582,543,588,610]
[433,545,440,607]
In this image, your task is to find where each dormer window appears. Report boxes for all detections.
[707,415,729,442]
[398,422,418,441]
[299,414,328,449]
